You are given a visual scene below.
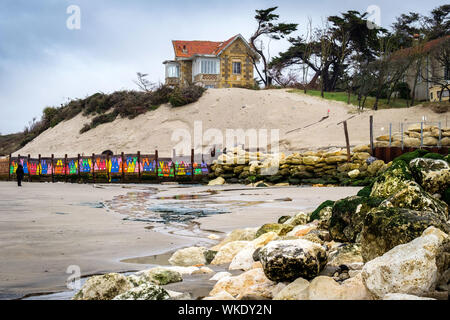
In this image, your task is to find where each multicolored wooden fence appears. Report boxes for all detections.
[6,150,210,183]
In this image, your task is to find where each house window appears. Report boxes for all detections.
[233,62,242,74]
[167,64,180,78]
[430,92,434,101]
[201,60,219,74]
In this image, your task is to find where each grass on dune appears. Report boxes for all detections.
[288,89,411,110]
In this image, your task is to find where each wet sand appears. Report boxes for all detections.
[0,181,360,299]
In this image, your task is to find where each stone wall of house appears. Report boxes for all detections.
[219,38,255,88]
[209,145,387,187]
[179,60,193,86]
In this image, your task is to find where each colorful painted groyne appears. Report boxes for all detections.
[4,151,210,183]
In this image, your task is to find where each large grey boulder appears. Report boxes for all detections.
[113,283,170,300]
[73,273,133,300]
[259,239,327,282]
[360,207,450,262]
[410,158,450,195]
[362,227,449,299]
[379,180,448,218]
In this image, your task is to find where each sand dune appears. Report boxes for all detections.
[14,88,449,158]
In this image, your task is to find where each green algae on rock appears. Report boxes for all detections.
[361,207,450,262]
[259,239,328,282]
[113,283,170,300]
[409,158,450,195]
[135,267,182,286]
[328,196,383,243]
[370,160,413,199]
[309,200,335,222]
[255,223,294,238]
[379,181,449,218]
[73,273,133,300]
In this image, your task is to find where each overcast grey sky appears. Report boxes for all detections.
[0,0,447,134]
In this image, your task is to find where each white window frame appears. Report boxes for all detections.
[232,61,242,75]
[166,63,180,78]
[201,59,220,75]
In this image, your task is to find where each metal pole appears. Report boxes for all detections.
[389,123,392,147]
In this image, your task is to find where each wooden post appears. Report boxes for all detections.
[27,154,31,182]
[106,154,110,183]
[38,154,41,180]
[92,153,96,184]
[77,154,81,182]
[343,121,351,162]
[8,153,11,181]
[137,151,141,183]
[191,148,195,182]
[51,154,54,183]
[155,150,159,182]
[64,154,68,183]
[121,152,125,183]
[369,116,374,155]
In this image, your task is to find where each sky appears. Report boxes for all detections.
[0,0,447,134]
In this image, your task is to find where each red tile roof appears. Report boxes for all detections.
[172,35,238,58]
[391,35,450,61]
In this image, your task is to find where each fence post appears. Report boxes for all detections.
[420,122,424,148]
[121,152,125,183]
[438,122,442,148]
[92,153,95,184]
[8,153,11,181]
[38,154,41,180]
[51,154,54,183]
[369,116,374,155]
[401,123,404,150]
[155,150,159,182]
[172,159,176,181]
[64,154,68,183]
[106,154,110,183]
[28,154,31,182]
[191,148,195,182]
[77,154,81,182]
[137,151,141,183]
[343,121,351,162]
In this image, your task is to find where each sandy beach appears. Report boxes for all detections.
[0,181,360,299]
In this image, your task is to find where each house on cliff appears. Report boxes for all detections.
[163,34,259,88]
[393,35,450,102]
